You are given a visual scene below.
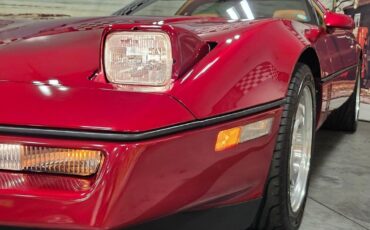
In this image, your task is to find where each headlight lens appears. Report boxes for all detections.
[104,31,173,92]
[0,144,103,176]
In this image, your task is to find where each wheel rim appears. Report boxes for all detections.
[355,78,361,121]
[289,86,313,213]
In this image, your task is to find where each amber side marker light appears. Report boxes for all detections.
[215,118,274,152]
[0,144,103,176]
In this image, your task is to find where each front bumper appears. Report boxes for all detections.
[0,107,282,230]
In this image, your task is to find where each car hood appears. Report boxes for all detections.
[0,16,261,133]
[0,16,257,85]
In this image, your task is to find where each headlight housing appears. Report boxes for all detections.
[104,31,173,92]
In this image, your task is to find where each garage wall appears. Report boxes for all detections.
[345,2,370,121]
[321,0,335,10]
[0,0,133,17]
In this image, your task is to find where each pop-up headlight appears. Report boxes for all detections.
[104,31,173,92]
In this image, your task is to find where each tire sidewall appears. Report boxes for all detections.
[285,70,316,229]
[255,63,317,230]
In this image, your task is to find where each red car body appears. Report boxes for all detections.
[0,1,361,229]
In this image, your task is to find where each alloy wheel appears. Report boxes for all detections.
[289,85,314,213]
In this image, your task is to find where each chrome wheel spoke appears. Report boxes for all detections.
[289,86,313,213]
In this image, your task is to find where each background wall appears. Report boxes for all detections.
[344,1,370,121]
[321,0,335,9]
[0,0,132,19]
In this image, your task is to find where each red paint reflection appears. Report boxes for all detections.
[0,172,91,192]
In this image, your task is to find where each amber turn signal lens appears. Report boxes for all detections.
[0,144,103,176]
[215,118,274,152]
[215,127,241,152]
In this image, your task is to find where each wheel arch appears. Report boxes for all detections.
[296,47,322,126]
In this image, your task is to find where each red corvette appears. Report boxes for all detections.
[0,0,361,229]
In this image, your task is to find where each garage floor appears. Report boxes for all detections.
[301,121,370,230]
[360,103,370,122]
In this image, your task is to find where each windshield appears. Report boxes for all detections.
[116,0,314,23]
[0,0,314,24]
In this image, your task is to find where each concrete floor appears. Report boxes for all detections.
[360,103,370,121]
[301,121,370,230]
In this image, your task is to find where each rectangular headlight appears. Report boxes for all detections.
[0,144,103,176]
[104,31,173,92]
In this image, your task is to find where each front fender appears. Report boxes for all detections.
[170,19,312,119]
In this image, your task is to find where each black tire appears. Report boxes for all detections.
[323,66,361,132]
[255,63,316,230]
